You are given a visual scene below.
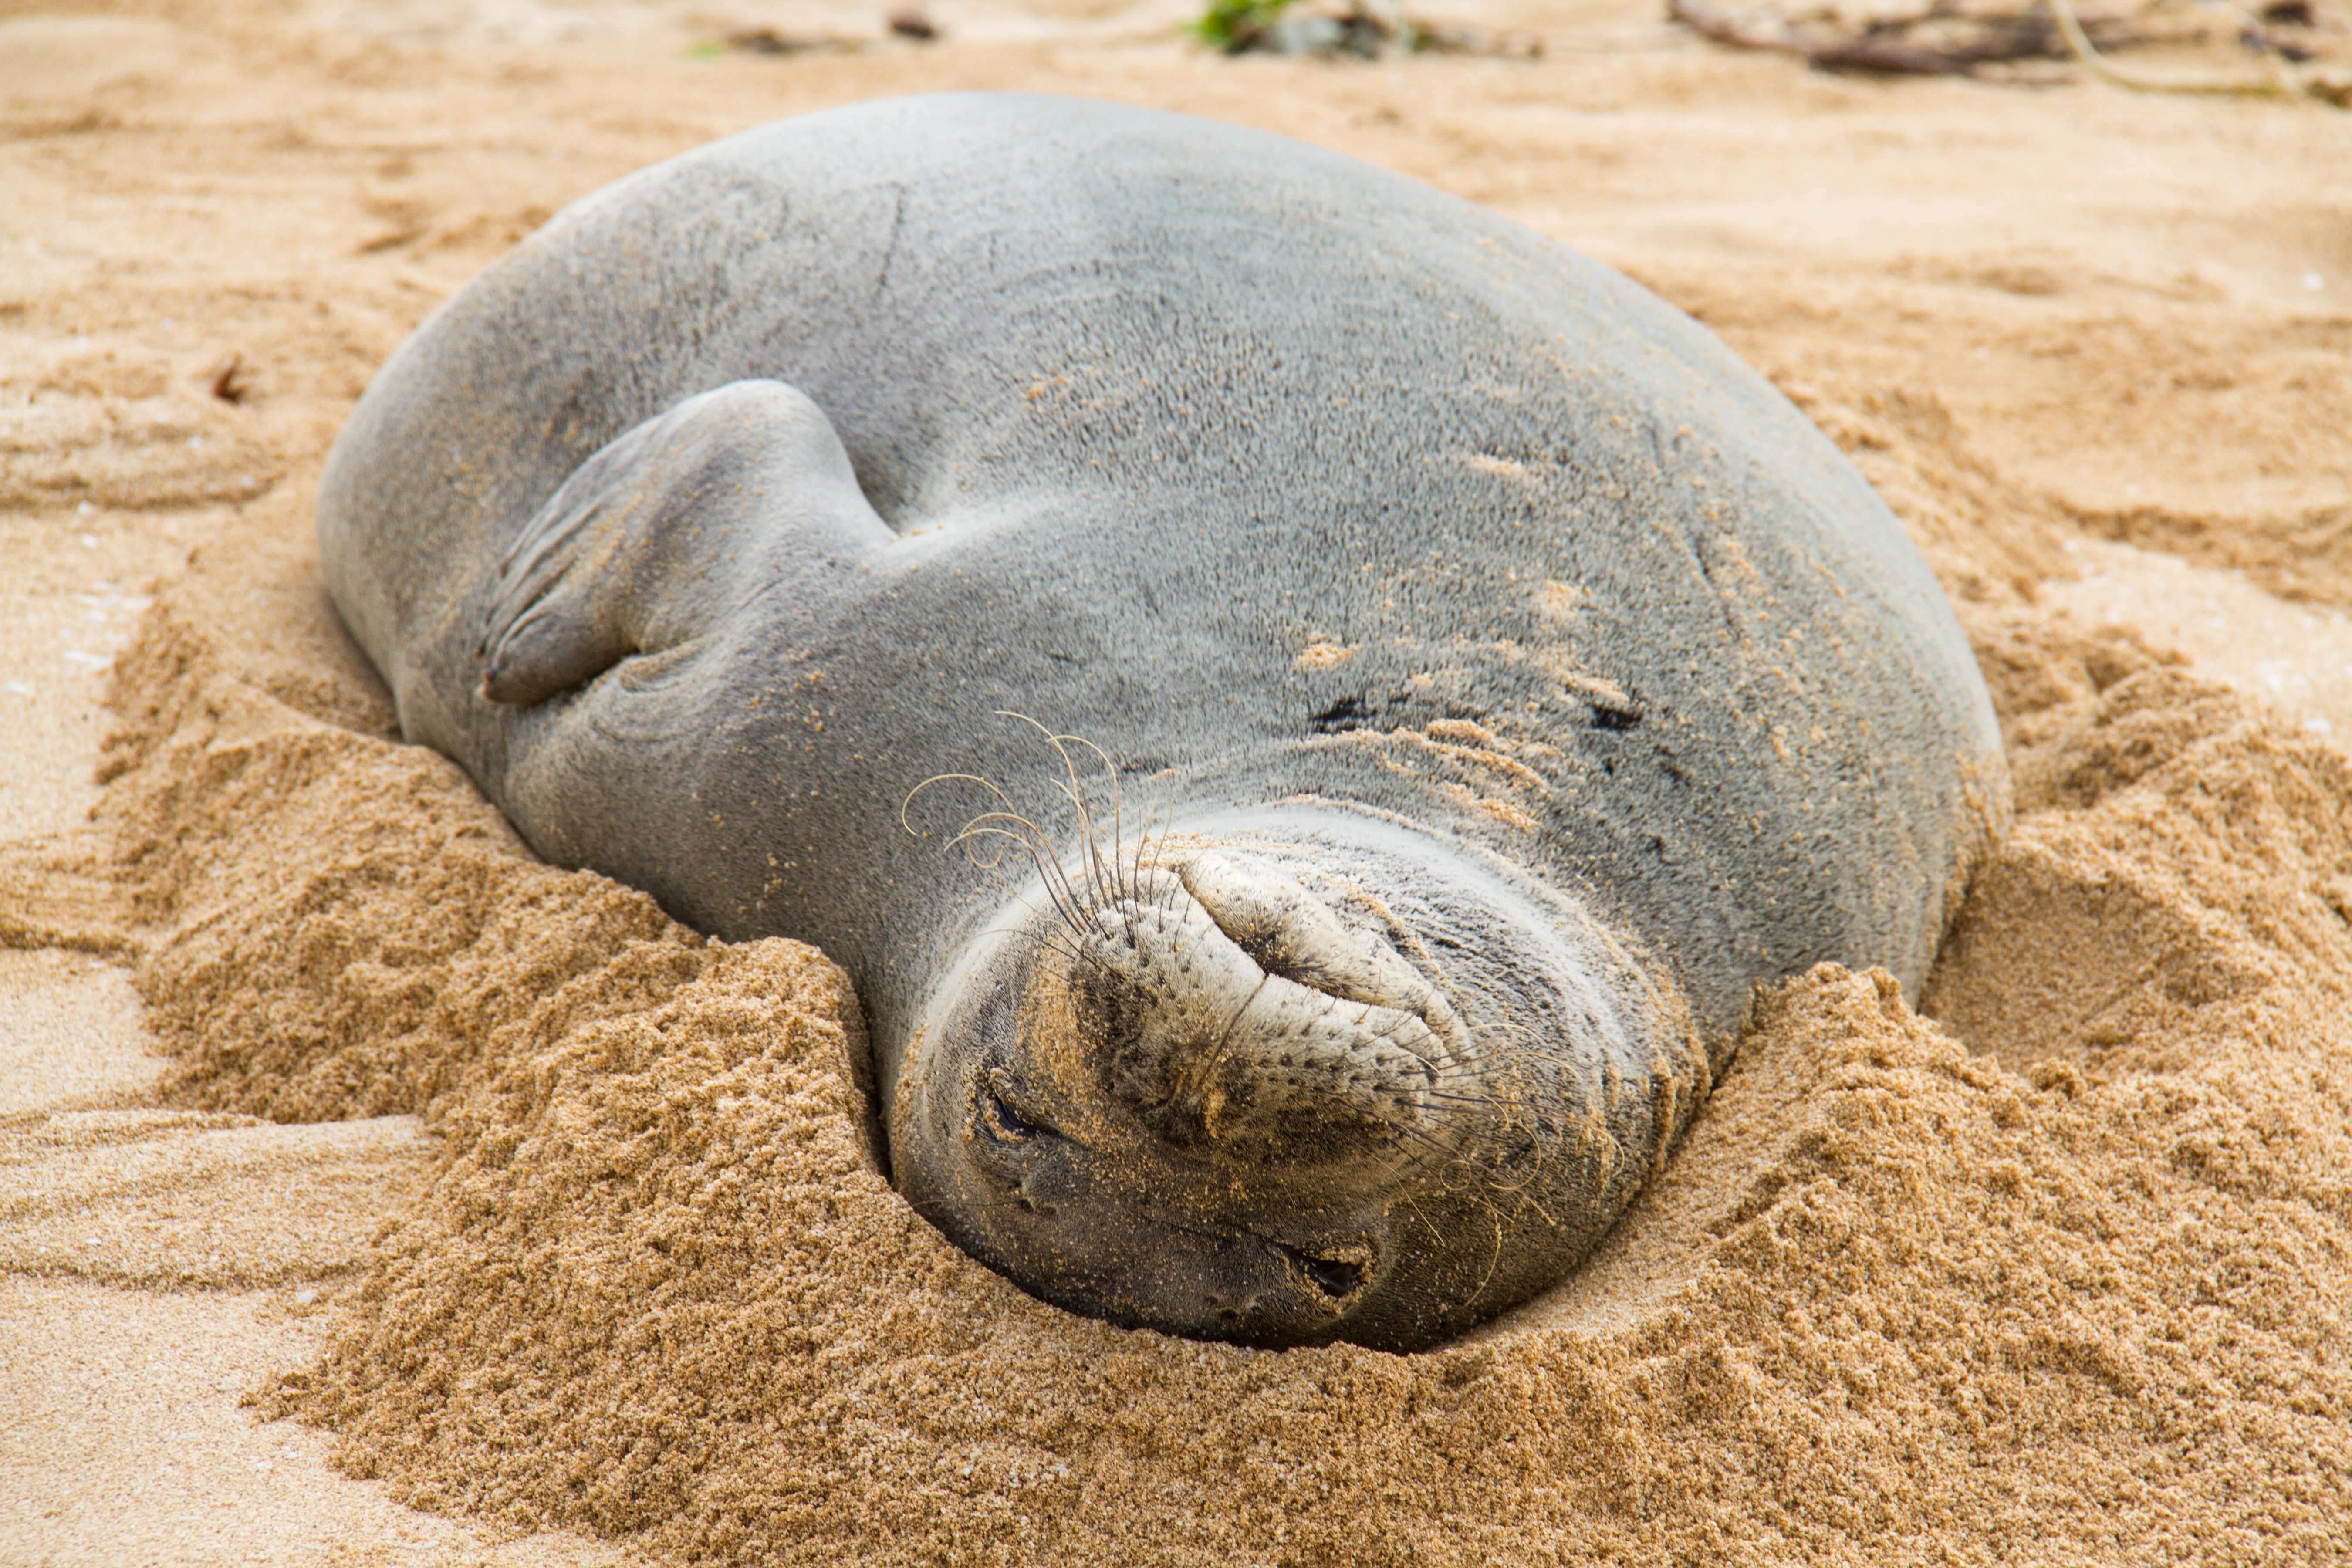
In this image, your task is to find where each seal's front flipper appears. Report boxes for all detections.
[479,380,890,706]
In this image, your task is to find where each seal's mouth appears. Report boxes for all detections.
[969,1044,1386,1281]
[950,1046,1390,1342]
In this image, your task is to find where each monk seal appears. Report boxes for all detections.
[317,92,2006,1352]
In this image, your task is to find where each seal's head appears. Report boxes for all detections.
[892,815,1702,1352]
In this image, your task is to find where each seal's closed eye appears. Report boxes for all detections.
[976,1074,1056,1147]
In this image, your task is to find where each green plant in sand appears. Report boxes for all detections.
[1191,0,1298,51]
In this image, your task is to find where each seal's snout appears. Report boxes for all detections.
[1067,853,1478,1169]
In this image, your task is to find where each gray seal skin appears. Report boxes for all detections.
[318,92,2007,1352]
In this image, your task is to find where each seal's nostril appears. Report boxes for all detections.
[1278,1245,1366,1300]
[1224,924,1292,981]
[1302,1255,1363,1298]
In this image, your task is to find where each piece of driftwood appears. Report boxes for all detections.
[721,10,938,54]
[1669,0,2348,100]
[1667,0,2143,75]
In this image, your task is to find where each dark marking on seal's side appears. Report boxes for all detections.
[1311,696,1373,733]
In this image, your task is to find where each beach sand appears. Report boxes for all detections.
[4,1,2351,1561]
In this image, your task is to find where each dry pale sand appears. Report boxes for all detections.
[4,0,2352,1562]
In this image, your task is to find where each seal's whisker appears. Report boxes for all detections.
[996,712,1121,918]
[1127,773,1155,876]
[1051,774,1112,913]
[955,841,1082,950]
[904,769,1021,835]
[1503,1177,1558,1218]
[1044,728,1131,907]
[942,814,1091,942]
[1467,1211,1509,1305]
[1379,1117,1478,1169]
[943,816,1071,907]
[908,765,1106,938]
[1141,773,1183,889]
[1027,926,1119,983]
[1356,1008,1424,1051]
[1116,767,1156,908]
[1416,1088,1506,1109]
[986,909,1114,981]
[1143,814,1190,924]
[1375,1117,1534,1198]
[1399,1194,1449,1249]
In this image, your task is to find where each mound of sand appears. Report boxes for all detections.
[54,524,2342,1564]
[5,0,2350,1561]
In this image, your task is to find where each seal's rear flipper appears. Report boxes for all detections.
[479,380,889,706]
